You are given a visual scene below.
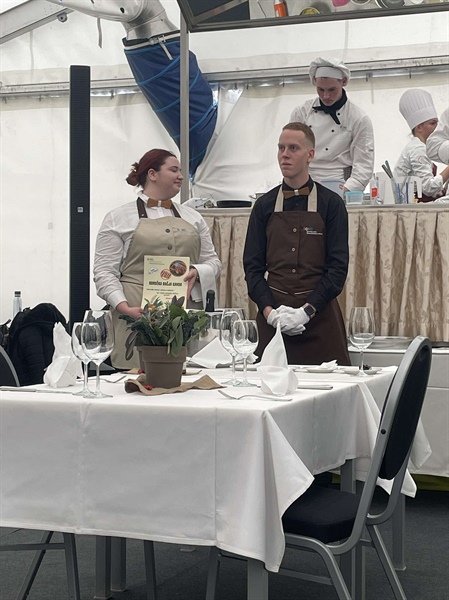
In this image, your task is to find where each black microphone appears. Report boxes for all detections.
[205,290,215,313]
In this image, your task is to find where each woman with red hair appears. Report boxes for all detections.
[93,149,221,369]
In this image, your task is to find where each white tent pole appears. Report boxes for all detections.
[180,15,190,203]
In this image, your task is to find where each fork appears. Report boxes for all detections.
[101,374,127,384]
[217,389,292,402]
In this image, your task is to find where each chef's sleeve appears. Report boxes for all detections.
[345,114,374,191]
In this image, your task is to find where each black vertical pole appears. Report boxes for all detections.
[69,65,90,327]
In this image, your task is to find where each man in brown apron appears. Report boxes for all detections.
[243,122,350,365]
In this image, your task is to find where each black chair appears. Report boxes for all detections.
[206,336,432,600]
[0,346,20,386]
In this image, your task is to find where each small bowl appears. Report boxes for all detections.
[341,366,360,374]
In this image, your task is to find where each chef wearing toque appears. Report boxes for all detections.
[290,57,374,193]
[394,89,449,202]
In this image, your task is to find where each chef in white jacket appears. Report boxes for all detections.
[426,107,449,164]
[394,90,449,202]
[290,57,374,192]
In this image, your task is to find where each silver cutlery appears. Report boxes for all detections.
[0,387,74,395]
[218,389,292,401]
[297,384,333,390]
[101,374,127,383]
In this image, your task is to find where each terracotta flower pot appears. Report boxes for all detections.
[137,346,187,389]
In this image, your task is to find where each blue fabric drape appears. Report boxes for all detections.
[125,39,217,177]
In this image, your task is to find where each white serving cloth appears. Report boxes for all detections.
[43,323,82,388]
[258,325,298,395]
[0,367,431,573]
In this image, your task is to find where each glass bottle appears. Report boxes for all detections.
[13,291,22,318]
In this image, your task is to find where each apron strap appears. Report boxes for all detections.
[136,197,182,218]
[274,184,318,213]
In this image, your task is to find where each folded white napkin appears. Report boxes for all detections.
[43,323,82,388]
[257,366,299,396]
[258,325,298,395]
[320,360,338,369]
[187,336,257,369]
[259,324,288,367]
[187,336,232,368]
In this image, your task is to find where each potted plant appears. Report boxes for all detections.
[120,296,209,388]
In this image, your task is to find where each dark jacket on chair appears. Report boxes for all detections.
[8,303,67,386]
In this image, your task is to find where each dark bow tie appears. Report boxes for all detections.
[283,186,310,198]
[147,198,173,209]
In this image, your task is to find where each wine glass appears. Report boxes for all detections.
[348,307,375,377]
[219,309,244,386]
[71,322,96,398]
[232,320,259,387]
[82,310,115,398]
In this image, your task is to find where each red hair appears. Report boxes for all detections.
[126,149,176,187]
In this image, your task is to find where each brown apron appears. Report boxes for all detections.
[256,186,350,365]
[111,198,201,369]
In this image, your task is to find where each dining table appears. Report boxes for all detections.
[0,365,431,600]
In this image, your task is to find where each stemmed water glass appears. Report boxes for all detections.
[219,309,244,386]
[232,320,258,387]
[71,322,96,397]
[81,310,115,398]
[348,307,375,377]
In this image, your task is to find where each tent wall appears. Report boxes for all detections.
[1,6,448,321]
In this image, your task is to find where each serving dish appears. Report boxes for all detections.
[306,366,337,373]
[375,0,405,7]
[215,200,253,208]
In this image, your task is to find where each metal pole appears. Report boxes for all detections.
[180,15,190,203]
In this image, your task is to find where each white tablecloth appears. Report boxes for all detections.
[0,368,430,573]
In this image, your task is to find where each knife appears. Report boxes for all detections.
[297,384,333,390]
[0,387,74,395]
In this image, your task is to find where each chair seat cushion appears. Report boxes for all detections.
[282,486,360,543]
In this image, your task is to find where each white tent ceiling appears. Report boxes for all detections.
[0,0,448,319]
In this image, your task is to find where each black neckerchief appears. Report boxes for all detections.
[312,89,348,125]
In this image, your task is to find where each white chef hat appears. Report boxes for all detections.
[399,89,437,131]
[309,57,351,85]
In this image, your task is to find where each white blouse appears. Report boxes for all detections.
[93,195,222,309]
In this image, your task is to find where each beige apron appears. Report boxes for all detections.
[111,199,201,369]
[256,185,350,365]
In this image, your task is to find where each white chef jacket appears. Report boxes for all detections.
[426,107,449,164]
[393,137,444,198]
[93,196,222,309]
[290,98,374,191]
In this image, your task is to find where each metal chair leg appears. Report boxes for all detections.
[63,533,81,600]
[143,540,157,600]
[247,559,269,600]
[15,531,53,600]
[94,536,112,600]
[205,547,221,600]
[392,494,406,571]
[111,537,127,592]
[368,525,407,600]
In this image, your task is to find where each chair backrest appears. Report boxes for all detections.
[379,336,431,480]
[346,336,431,548]
[0,346,20,386]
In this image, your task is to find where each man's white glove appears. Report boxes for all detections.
[277,305,310,325]
[277,306,310,336]
[266,309,280,328]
